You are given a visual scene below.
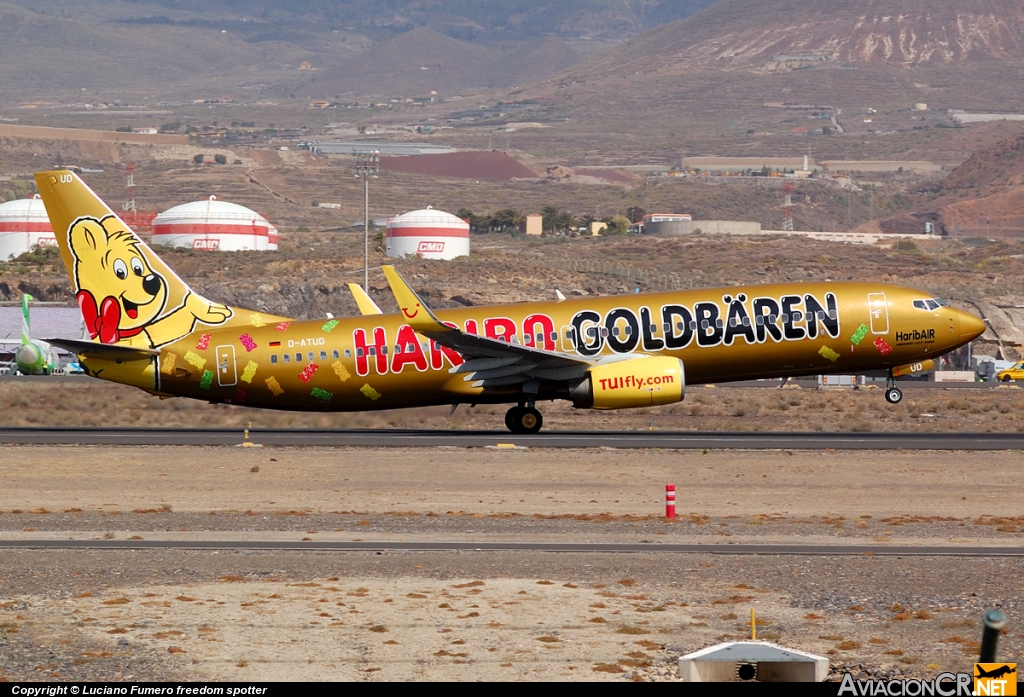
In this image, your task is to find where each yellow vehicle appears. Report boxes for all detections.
[34,169,987,433]
[996,362,1024,382]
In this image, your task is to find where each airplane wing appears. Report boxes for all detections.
[45,338,159,360]
[347,283,383,315]
[381,265,593,390]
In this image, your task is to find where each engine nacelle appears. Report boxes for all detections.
[569,356,686,410]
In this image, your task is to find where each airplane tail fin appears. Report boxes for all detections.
[21,293,32,346]
[34,170,291,348]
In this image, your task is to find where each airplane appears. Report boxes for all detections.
[33,169,986,433]
[14,293,58,375]
[975,665,1016,680]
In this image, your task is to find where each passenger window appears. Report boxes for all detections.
[434,341,441,351]
[676,322,684,331]
[407,343,416,353]
[270,355,278,364]
[755,316,764,326]
[549,332,557,342]
[295,353,303,362]
[381,346,388,355]
[625,326,633,336]
[829,310,837,320]
[356,348,364,358]
[715,318,723,329]
[333,350,341,359]
[283,354,291,363]
[368,347,375,356]
[394,344,402,354]
[742,317,750,327]
[781,314,789,323]
[650,325,658,334]
[701,320,709,330]
[320,351,327,360]
[792,311,803,322]
[689,321,697,331]
[729,317,737,327]
[307,352,314,361]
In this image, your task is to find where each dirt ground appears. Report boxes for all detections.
[0,445,1020,682]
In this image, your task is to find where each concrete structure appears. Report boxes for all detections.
[385,207,469,260]
[525,214,543,236]
[0,196,56,261]
[953,113,1024,124]
[0,124,186,145]
[645,220,762,236]
[679,641,829,682]
[151,196,272,251]
[682,156,821,174]
[303,141,455,156]
[821,160,941,174]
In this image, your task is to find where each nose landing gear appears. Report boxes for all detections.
[505,402,543,433]
[884,370,903,404]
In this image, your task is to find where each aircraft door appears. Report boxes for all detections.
[216,345,237,386]
[867,293,889,334]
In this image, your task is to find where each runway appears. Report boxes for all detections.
[2,426,1024,449]
[1,539,1021,556]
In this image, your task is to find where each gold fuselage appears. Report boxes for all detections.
[79,281,984,411]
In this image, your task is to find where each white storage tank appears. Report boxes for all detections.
[0,195,56,261]
[386,206,469,260]
[267,223,279,251]
[151,196,272,251]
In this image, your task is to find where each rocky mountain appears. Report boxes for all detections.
[315,28,586,96]
[590,0,1024,73]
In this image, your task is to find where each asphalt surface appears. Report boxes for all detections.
[2,426,1024,449]
[0,539,1020,555]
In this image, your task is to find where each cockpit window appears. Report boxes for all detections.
[914,298,946,311]
[933,297,949,307]
[913,300,928,310]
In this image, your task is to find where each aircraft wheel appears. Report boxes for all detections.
[518,407,543,434]
[504,406,522,432]
[885,387,903,404]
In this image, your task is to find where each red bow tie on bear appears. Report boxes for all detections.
[77,290,144,344]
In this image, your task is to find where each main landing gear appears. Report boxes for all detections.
[884,370,903,404]
[505,402,543,434]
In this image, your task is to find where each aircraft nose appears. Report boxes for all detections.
[959,310,986,341]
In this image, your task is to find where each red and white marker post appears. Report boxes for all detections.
[665,483,676,519]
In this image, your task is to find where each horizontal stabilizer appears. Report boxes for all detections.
[46,337,158,361]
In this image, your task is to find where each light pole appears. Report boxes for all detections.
[353,150,380,291]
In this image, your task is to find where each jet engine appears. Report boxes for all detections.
[569,356,685,410]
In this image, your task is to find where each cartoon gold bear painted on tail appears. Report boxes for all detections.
[69,216,232,347]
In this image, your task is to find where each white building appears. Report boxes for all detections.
[151,196,273,251]
[0,195,56,261]
[386,207,469,260]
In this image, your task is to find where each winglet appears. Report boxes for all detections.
[347,283,383,315]
[381,265,449,333]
